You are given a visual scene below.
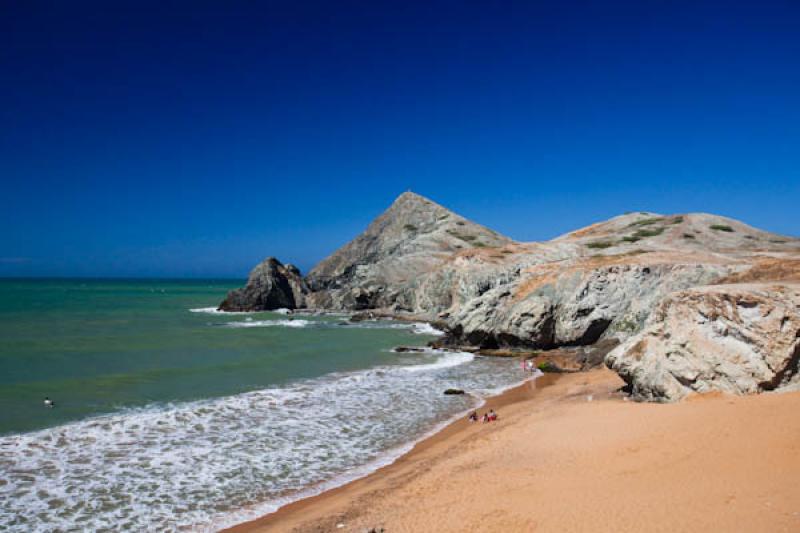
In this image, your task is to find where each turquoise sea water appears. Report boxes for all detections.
[0,278,422,434]
[0,279,526,531]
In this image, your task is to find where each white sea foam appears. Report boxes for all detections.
[0,348,527,532]
[189,307,253,315]
[410,322,446,336]
[399,350,474,372]
[224,319,312,328]
[340,320,445,336]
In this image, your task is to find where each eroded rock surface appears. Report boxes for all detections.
[605,283,800,401]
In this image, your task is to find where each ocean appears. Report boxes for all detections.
[0,279,527,531]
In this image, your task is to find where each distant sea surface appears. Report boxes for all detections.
[0,279,526,531]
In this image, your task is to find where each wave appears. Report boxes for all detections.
[409,322,446,336]
[337,320,445,336]
[190,307,253,315]
[224,319,312,328]
[398,350,474,372]
[218,318,445,334]
[0,344,526,532]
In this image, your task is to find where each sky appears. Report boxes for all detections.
[1,0,799,278]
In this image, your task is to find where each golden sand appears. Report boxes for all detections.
[227,369,800,532]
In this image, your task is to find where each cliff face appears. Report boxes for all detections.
[221,192,800,400]
[606,283,800,401]
[414,211,797,349]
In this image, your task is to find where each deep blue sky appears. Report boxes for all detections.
[2,1,798,277]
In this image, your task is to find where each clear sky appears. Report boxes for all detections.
[2,1,798,278]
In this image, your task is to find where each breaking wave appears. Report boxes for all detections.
[0,349,525,532]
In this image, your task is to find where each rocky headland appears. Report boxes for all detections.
[220,191,800,401]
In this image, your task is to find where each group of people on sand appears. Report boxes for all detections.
[468,409,498,423]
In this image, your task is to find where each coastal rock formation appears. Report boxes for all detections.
[426,211,798,349]
[605,283,800,401]
[218,257,308,311]
[224,191,800,399]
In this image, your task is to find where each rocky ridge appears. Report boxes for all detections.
[220,192,800,400]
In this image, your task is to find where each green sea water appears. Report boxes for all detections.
[0,278,423,435]
[0,278,528,530]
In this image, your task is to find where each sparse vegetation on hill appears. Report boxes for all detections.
[710,224,734,232]
[632,227,665,239]
[586,241,615,249]
[629,217,663,227]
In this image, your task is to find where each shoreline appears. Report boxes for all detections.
[226,368,800,532]
[225,371,563,532]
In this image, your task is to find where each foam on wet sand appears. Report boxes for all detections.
[228,369,800,533]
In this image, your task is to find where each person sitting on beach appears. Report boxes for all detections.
[488,409,497,422]
[482,412,490,423]
[468,411,478,422]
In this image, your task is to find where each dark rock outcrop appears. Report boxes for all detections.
[218,257,308,312]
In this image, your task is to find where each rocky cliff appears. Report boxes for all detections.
[606,282,800,401]
[221,192,800,400]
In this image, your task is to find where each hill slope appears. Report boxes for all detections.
[305,191,511,310]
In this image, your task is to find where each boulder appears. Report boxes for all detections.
[218,257,309,312]
[605,283,800,401]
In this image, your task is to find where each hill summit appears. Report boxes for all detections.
[305,191,511,309]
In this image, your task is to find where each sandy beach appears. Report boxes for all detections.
[228,368,800,532]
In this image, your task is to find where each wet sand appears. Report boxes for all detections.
[227,369,800,532]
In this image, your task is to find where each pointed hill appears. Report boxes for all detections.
[304,191,511,309]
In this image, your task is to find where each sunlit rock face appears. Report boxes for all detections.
[606,283,800,401]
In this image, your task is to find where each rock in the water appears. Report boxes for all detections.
[605,283,800,401]
[218,257,309,312]
[392,346,428,353]
[443,388,465,395]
